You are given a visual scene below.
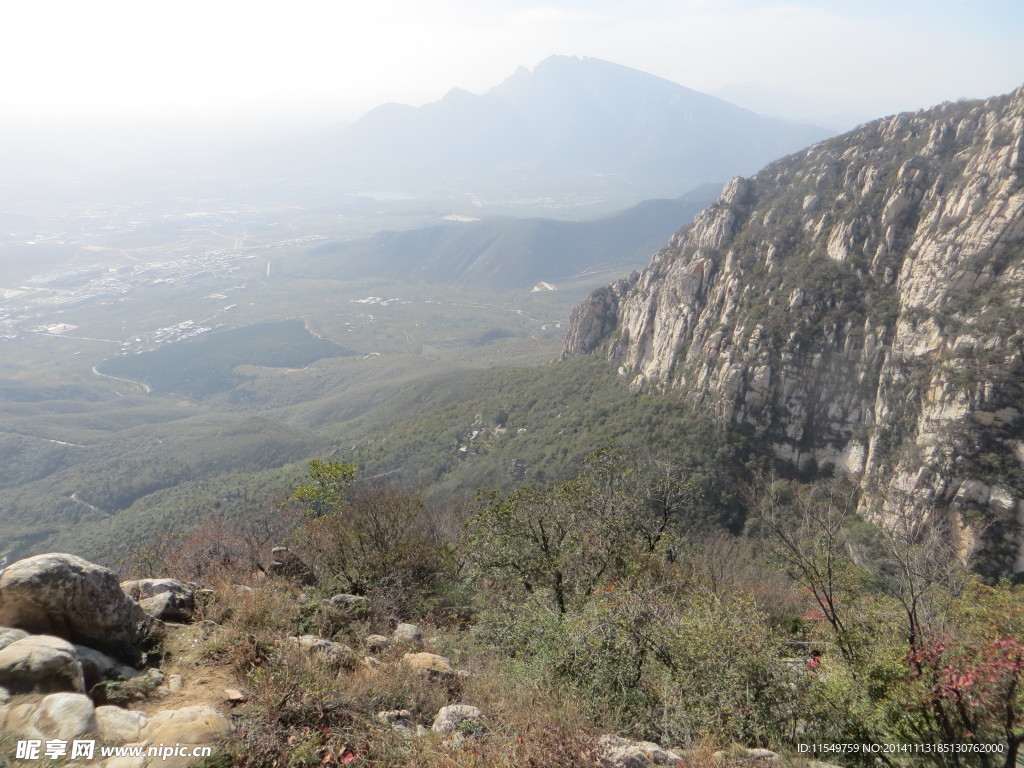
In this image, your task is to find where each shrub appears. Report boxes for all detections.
[466,449,691,615]
[289,472,463,621]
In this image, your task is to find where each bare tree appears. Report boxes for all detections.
[754,473,866,667]
[868,486,968,654]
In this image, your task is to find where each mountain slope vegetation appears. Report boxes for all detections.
[278,186,721,290]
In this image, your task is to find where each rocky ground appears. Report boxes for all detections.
[0,552,834,768]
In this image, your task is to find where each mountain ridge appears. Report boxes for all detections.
[276,185,722,290]
[564,84,1024,575]
[309,55,832,203]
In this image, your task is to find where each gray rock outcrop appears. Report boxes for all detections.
[267,547,316,585]
[0,635,85,694]
[0,554,164,658]
[393,622,423,647]
[564,85,1024,574]
[377,708,427,738]
[365,633,391,652]
[326,593,370,616]
[26,692,98,740]
[140,705,231,768]
[95,705,149,742]
[432,704,483,736]
[288,635,353,665]
[401,652,470,680]
[597,735,684,767]
[122,578,196,622]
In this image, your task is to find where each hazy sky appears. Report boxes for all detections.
[2,0,1022,129]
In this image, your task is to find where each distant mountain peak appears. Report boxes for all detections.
[441,87,477,102]
[493,54,683,93]
[321,57,833,205]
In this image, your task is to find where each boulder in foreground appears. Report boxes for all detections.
[0,553,164,660]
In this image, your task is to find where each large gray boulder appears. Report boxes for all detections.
[122,578,196,622]
[0,553,164,659]
[140,705,231,768]
[26,692,98,740]
[0,635,85,694]
[139,590,193,623]
[95,705,149,743]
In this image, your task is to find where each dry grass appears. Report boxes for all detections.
[171,562,775,767]
[130,478,830,767]
[183,597,614,768]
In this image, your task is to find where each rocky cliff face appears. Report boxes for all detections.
[564,86,1024,576]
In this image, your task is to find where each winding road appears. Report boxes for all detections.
[91,366,152,394]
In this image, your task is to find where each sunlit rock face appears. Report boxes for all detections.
[564,85,1024,576]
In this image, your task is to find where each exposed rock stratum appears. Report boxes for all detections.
[564,86,1024,575]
